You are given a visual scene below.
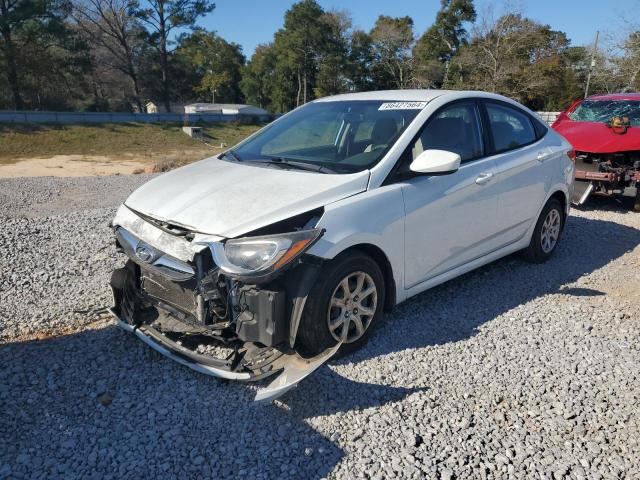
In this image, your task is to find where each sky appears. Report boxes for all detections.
[195,0,638,58]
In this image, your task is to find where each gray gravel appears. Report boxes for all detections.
[1,175,639,479]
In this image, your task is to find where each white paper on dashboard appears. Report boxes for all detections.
[378,101,428,110]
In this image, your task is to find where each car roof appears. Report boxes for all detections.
[312,89,541,121]
[313,89,519,104]
[586,92,640,101]
[314,89,452,102]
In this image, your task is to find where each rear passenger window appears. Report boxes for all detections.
[486,103,536,152]
[411,102,484,163]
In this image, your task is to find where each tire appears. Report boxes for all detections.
[522,198,564,263]
[296,251,385,357]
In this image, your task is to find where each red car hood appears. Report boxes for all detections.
[553,117,640,153]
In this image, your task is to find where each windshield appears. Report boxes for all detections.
[569,100,640,126]
[231,100,424,173]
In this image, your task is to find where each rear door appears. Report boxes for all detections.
[481,101,552,246]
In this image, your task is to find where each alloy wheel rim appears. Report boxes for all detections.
[327,271,378,343]
[541,208,561,253]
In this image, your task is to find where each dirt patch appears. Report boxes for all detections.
[0,155,150,177]
[8,315,113,344]
[0,122,262,177]
[0,150,224,178]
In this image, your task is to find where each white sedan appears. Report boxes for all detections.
[109,90,574,400]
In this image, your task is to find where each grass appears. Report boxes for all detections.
[0,122,262,165]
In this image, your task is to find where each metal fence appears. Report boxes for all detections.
[0,110,273,124]
[0,108,559,126]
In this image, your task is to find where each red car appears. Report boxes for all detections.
[552,93,640,209]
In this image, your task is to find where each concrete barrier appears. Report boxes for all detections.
[536,111,561,125]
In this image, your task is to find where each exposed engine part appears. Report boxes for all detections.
[231,286,287,347]
[572,150,640,207]
[242,207,324,236]
[110,261,288,377]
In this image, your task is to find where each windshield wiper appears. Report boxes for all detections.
[271,157,336,173]
[246,157,336,174]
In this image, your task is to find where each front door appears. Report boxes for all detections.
[400,101,502,288]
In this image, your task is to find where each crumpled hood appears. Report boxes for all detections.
[124,157,369,238]
[553,118,640,153]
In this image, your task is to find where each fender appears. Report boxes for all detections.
[307,185,407,303]
[281,259,324,347]
[512,184,571,257]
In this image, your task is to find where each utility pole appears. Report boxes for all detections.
[212,89,216,104]
[584,31,600,98]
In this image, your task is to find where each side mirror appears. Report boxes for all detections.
[409,149,461,175]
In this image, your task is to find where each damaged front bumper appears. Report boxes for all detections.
[109,205,339,402]
[109,307,339,401]
[110,313,251,380]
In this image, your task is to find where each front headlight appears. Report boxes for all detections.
[205,229,324,282]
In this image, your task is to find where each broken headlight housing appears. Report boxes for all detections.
[205,229,323,282]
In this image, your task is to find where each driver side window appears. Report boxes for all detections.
[411,102,484,163]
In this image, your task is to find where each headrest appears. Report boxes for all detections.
[491,121,515,149]
[423,117,466,148]
[371,118,399,145]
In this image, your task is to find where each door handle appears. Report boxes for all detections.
[475,172,494,185]
[537,151,551,162]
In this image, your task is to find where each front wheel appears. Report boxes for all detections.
[296,251,385,356]
[522,198,564,263]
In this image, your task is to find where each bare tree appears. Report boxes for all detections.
[370,15,414,89]
[449,7,572,106]
[134,0,215,112]
[471,13,543,95]
[612,13,640,92]
[73,0,144,111]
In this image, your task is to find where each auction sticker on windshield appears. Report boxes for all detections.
[379,101,428,110]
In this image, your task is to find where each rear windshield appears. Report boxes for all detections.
[569,100,640,126]
[232,100,423,173]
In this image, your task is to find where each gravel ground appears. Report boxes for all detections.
[1,175,639,479]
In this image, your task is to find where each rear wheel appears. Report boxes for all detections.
[297,251,385,356]
[522,198,564,263]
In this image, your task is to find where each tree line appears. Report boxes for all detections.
[1,0,638,113]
